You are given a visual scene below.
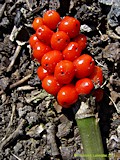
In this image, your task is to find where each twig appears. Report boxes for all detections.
[11,153,22,160]
[108,96,120,113]
[95,59,107,69]
[8,104,16,128]
[0,3,6,21]
[17,85,35,91]
[25,90,49,103]
[9,26,22,42]
[7,44,22,72]
[9,74,32,89]
[46,123,60,156]
[25,0,32,11]
[100,80,107,88]
[2,105,16,142]
[8,0,23,14]
[0,74,32,95]
[0,119,26,150]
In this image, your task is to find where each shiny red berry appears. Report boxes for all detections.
[43,10,61,30]
[41,50,63,73]
[51,31,70,51]
[62,42,82,61]
[32,17,44,31]
[37,66,49,81]
[73,54,95,79]
[57,84,78,108]
[54,60,75,84]
[58,16,80,38]
[32,41,51,62]
[75,78,94,95]
[42,75,62,96]
[36,25,54,45]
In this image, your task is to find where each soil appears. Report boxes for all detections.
[0,0,120,160]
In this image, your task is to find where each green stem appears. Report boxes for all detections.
[75,100,105,160]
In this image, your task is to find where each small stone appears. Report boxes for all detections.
[103,42,120,62]
[26,124,45,138]
[53,101,62,113]
[0,77,10,90]
[107,3,120,27]
[115,26,120,35]
[80,24,92,32]
[117,125,120,138]
[60,146,74,160]
[56,117,73,138]
[13,143,22,154]
[18,105,32,118]
[26,112,38,124]
[98,0,113,5]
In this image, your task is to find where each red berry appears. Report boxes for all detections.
[29,34,39,48]
[43,10,61,30]
[42,75,62,96]
[73,33,87,50]
[36,25,54,45]
[57,84,78,108]
[92,88,104,102]
[32,17,44,31]
[54,60,75,84]
[51,31,70,51]
[37,66,49,81]
[58,16,80,38]
[89,66,103,86]
[32,42,51,62]
[41,50,63,73]
[62,42,82,61]
[75,78,94,95]
[73,54,95,79]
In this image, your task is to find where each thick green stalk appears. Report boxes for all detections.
[75,100,105,160]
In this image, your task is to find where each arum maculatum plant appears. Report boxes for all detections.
[29,10,105,159]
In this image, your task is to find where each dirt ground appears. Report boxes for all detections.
[0,0,120,160]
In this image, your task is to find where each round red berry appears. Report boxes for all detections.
[37,66,49,81]
[29,34,39,48]
[73,54,95,79]
[62,42,82,61]
[43,10,61,30]
[57,84,78,108]
[75,78,94,95]
[32,41,51,62]
[89,66,103,86]
[58,16,80,38]
[73,33,87,50]
[41,50,63,73]
[36,25,54,45]
[42,75,62,96]
[51,31,70,51]
[54,60,75,84]
[32,17,44,31]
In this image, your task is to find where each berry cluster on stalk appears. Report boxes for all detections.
[29,10,104,108]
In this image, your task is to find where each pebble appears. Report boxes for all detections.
[18,105,32,118]
[26,112,38,124]
[13,143,23,154]
[117,125,120,138]
[26,124,45,138]
[60,146,74,160]
[115,26,120,35]
[0,77,10,90]
[56,120,73,138]
[107,2,120,27]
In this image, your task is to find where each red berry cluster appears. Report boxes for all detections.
[29,10,104,108]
